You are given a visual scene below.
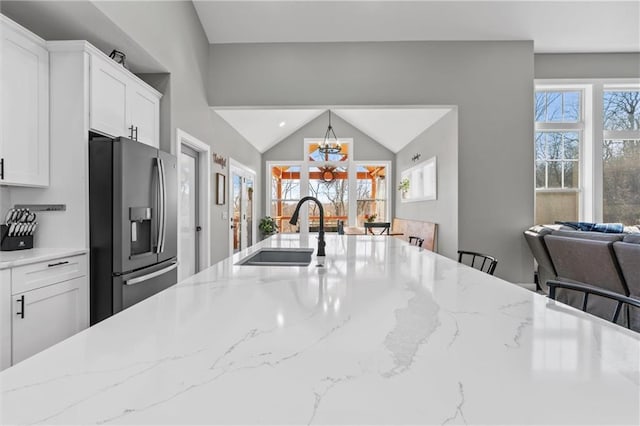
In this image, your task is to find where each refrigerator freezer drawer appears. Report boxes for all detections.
[114,259,178,312]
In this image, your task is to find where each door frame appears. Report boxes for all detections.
[175,129,211,279]
[228,158,257,257]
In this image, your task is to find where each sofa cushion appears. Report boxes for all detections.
[622,233,640,244]
[613,241,640,331]
[544,235,628,296]
[551,230,625,242]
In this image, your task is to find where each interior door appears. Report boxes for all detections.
[179,146,199,280]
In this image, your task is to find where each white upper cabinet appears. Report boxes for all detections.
[128,84,159,147]
[89,53,161,148]
[90,54,128,140]
[0,15,49,187]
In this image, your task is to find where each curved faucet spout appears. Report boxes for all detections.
[289,196,326,257]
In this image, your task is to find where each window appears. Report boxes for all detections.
[534,81,640,226]
[356,164,388,226]
[266,140,391,233]
[308,165,348,231]
[603,89,640,225]
[269,164,301,233]
[534,90,583,224]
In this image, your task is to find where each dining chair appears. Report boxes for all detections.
[547,280,640,331]
[364,222,391,235]
[457,250,498,275]
[408,236,424,248]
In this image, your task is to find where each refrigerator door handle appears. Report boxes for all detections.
[154,157,163,253]
[124,261,178,286]
[158,157,167,253]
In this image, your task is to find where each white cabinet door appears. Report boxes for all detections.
[0,269,11,370]
[12,276,88,364]
[129,85,159,148]
[0,17,49,187]
[90,54,128,139]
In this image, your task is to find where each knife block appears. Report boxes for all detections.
[0,224,34,251]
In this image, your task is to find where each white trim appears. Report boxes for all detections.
[176,129,211,280]
[228,158,257,257]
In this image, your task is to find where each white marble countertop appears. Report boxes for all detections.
[0,247,88,270]
[1,234,638,425]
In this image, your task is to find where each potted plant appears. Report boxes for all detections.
[364,213,377,223]
[398,177,410,197]
[259,216,279,238]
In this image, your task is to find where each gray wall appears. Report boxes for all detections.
[208,41,535,283]
[535,53,640,79]
[263,111,394,162]
[395,110,458,259]
[210,111,262,263]
[93,1,262,266]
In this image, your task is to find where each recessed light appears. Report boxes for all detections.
[279,121,286,127]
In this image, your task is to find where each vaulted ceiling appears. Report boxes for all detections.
[193,0,640,53]
[214,107,453,153]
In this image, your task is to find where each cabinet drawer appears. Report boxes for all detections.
[11,254,87,295]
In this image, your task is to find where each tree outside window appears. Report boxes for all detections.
[603,90,640,225]
[534,90,582,224]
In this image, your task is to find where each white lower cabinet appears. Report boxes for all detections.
[1,253,88,369]
[12,276,87,364]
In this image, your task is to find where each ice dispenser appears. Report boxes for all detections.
[129,207,152,256]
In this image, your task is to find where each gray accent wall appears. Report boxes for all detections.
[208,41,535,283]
[535,53,640,79]
[396,110,458,260]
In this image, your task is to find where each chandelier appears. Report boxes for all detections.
[318,110,341,155]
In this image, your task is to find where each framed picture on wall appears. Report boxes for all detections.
[216,173,226,205]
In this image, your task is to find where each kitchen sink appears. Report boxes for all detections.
[236,248,314,266]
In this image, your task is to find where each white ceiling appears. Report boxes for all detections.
[193,0,640,53]
[215,109,325,152]
[214,107,453,153]
[333,108,451,153]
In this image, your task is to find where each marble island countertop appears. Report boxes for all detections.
[1,234,639,425]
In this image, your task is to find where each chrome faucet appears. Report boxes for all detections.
[289,196,326,257]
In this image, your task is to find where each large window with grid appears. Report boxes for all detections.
[534,90,583,224]
[534,81,640,226]
[603,89,640,225]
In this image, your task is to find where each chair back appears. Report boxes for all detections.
[364,222,390,235]
[547,280,640,331]
[457,250,498,275]
[408,236,424,247]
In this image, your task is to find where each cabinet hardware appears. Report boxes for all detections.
[134,126,139,141]
[196,226,202,232]
[16,295,24,319]
[129,125,135,140]
[1,158,4,180]
[48,260,69,268]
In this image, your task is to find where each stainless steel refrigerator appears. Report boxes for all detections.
[89,136,178,325]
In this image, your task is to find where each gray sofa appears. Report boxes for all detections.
[524,226,640,331]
